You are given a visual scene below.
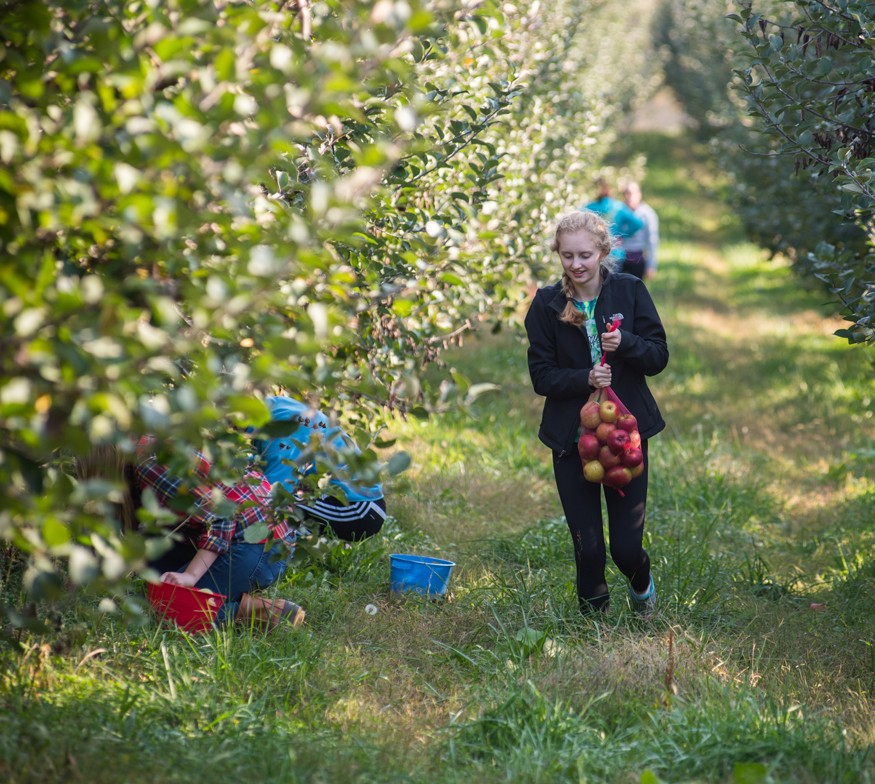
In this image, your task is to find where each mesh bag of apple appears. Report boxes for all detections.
[577,387,644,494]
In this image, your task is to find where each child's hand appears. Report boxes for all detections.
[161,571,198,588]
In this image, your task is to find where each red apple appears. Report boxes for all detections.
[583,460,604,483]
[598,445,622,468]
[616,413,638,433]
[604,465,632,488]
[578,433,600,461]
[629,462,644,479]
[595,422,615,443]
[600,400,618,423]
[621,446,643,468]
[606,429,631,455]
[580,401,602,430]
[628,430,641,448]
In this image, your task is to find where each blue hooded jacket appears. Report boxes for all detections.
[255,396,383,502]
[582,197,645,261]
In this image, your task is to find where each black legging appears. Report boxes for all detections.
[552,441,651,613]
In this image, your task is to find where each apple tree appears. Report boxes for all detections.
[0,0,660,630]
[655,0,874,347]
[730,0,875,346]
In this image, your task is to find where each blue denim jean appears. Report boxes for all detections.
[191,542,291,626]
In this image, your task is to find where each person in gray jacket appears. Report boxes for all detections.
[524,210,669,616]
[621,180,659,280]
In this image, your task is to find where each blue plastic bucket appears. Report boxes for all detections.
[389,554,456,597]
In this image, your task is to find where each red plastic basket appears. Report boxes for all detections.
[147,581,226,633]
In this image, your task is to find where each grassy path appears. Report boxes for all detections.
[2,131,873,784]
[388,131,875,776]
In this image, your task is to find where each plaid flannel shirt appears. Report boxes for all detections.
[135,439,295,556]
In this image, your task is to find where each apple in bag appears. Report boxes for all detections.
[580,401,602,430]
[578,433,600,461]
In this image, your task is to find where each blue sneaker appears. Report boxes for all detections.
[629,576,657,618]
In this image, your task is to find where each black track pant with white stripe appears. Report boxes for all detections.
[297,496,387,542]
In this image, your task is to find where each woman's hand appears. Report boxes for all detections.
[589,363,612,389]
[600,328,622,353]
[161,571,198,588]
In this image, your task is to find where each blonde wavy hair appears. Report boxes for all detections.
[551,211,616,326]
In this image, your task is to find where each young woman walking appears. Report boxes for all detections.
[524,210,669,615]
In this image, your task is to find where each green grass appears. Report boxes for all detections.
[2,130,874,783]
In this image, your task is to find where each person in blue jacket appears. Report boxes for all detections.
[582,177,645,270]
[254,396,387,542]
[525,210,668,617]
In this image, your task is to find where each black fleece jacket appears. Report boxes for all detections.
[524,272,669,455]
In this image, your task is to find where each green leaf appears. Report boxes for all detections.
[439,272,465,285]
[227,395,271,425]
[732,761,768,784]
[392,299,415,317]
[466,382,500,403]
[43,518,71,547]
[258,419,302,439]
[243,522,270,543]
[215,47,236,81]
[514,626,547,655]
[386,451,411,476]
